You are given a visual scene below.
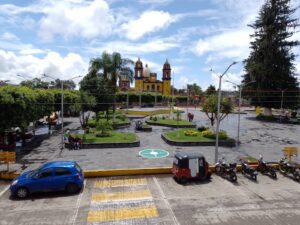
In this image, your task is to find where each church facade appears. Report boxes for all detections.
[134,58,171,96]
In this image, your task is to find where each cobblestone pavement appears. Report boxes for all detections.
[2,107,299,172]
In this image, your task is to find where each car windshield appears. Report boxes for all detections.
[26,165,44,178]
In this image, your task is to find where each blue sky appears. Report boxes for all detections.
[0,0,299,90]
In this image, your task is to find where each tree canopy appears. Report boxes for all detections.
[242,0,299,109]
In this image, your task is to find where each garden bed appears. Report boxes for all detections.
[74,131,140,148]
[146,118,196,128]
[162,129,235,147]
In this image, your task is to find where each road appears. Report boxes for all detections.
[0,174,299,225]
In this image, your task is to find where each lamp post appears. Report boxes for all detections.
[210,61,237,163]
[279,88,288,122]
[43,74,81,149]
[226,80,256,147]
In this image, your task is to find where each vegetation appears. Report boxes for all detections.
[123,109,171,116]
[202,95,233,127]
[147,117,193,126]
[205,85,217,96]
[81,131,137,143]
[242,0,299,111]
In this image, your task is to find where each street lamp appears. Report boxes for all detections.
[210,61,237,163]
[43,74,82,149]
[279,88,288,122]
[226,80,256,147]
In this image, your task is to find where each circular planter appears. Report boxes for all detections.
[66,139,140,149]
[161,134,236,147]
[146,120,196,128]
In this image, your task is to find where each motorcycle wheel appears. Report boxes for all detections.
[179,177,187,185]
[215,166,221,175]
[279,164,286,174]
[230,173,237,182]
[293,171,300,181]
[252,174,257,181]
[270,170,277,179]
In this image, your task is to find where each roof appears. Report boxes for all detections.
[175,152,205,160]
[41,161,76,169]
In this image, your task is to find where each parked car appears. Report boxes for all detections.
[10,161,84,198]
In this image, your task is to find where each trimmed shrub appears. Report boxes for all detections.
[219,130,228,140]
[202,130,216,139]
[198,126,209,132]
[184,130,198,136]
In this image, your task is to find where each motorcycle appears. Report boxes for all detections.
[258,155,277,179]
[215,157,237,182]
[241,161,258,181]
[279,157,300,181]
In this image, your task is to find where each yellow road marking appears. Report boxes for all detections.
[87,205,158,222]
[94,178,147,188]
[92,190,152,202]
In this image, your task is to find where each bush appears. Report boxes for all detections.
[198,126,208,132]
[184,130,198,136]
[256,114,275,121]
[162,116,165,120]
[95,131,111,137]
[116,114,127,121]
[202,130,216,139]
[152,117,157,121]
[219,130,228,140]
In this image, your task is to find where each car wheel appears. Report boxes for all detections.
[16,187,29,199]
[66,183,79,194]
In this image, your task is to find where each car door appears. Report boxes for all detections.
[53,167,73,190]
[30,168,54,193]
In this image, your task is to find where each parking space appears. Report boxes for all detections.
[0,174,299,225]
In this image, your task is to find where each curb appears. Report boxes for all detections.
[1,164,285,181]
[161,134,236,147]
[146,120,196,128]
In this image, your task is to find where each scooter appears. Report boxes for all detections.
[215,157,237,182]
[241,161,258,181]
[279,157,300,181]
[258,155,277,179]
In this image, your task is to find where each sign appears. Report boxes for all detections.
[283,146,298,162]
[139,149,169,158]
[0,152,16,163]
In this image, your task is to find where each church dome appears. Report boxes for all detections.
[143,64,151,77]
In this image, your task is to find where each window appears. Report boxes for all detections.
[75,163,82,173]
[38,168,52,178]
[157,86,160,91]
[55,168,71,176]
[151,84,155,91]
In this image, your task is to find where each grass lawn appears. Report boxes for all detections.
[164,129,214,142]
[78,131,138,143]
[123,109,171,116]
[88,118,130,127]
[147,118,193,126]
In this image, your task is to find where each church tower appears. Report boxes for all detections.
[162,59,171,96]
[134,57,143,92]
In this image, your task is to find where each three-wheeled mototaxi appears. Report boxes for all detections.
[172,152,211,184]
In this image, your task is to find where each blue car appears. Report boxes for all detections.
[10,161,84,198]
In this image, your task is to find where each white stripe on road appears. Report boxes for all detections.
[0,185,10,197]
[70,180,86,225]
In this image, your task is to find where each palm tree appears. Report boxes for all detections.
[88,51,134,119]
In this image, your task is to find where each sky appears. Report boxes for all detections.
[0,0,299,91]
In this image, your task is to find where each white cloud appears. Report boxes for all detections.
[194,29,251,62]
[38,0,114,41]
[121,11,174,40]
[87,38,179,55]
[0,49,87,84]
[0,32,19,41]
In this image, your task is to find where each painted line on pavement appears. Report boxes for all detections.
[0,185,9,197]
[92,189,152,202]
[70,180,86,225]
[153,177,180,225]
[94,178,146,188]
[87,205,158,223]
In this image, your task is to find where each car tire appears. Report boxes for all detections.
[66,183,79,194]
[16,187,29,199]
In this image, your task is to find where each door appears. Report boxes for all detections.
[189,158,199,177]
[30,168,54,193]
[198,158,205,177]
[53,167,73,190]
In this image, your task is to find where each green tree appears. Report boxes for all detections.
[187,83,203,96]
[89,52,134,116]
[202,95,233,127]
[243,0,299,113]
[50,79,76,90]
[20,78,50,89]
[77,92,96,128]
[205,85,216,96]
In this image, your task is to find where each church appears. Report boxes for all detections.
[133,58,171,96]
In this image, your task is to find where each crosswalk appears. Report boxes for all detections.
[87,177,159,224]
